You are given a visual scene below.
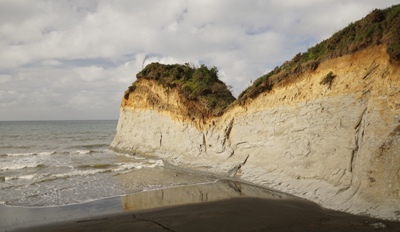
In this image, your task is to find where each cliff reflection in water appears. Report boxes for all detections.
[120,180,292,211]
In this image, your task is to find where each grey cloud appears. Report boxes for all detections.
[0,0,399,120]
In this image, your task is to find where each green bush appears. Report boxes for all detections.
[132,63,235,115]
[320,71,336,89]
[238,4,400,103]
[123,84,136,100]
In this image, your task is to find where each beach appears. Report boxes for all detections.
[3,181,400,232]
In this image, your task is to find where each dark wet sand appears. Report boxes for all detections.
[11,198,400,232]
[3,181,400,232]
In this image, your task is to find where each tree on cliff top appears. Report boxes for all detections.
[238,4,400,103]
[129,62,235,115]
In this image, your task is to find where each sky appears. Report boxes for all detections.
[0,0,399,121]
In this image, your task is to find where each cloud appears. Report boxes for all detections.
[0,0,399,120]
[0,74,12,84]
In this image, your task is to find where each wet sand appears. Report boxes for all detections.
[2,180,400,232]
[14,198,400,232]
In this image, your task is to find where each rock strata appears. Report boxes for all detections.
[112,45,400,220]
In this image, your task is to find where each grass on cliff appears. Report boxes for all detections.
[125,63,236,115]
[238,4,400,102]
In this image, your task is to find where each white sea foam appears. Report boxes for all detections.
[4,173,50,182]
[0,160,164,185]
[12,174,36,180]
[146,159,164,168]
[115,160,164,171]
[71,150,93,155]
[63,160,164,178]
[53,169,109,179]
[0,163,46,171]
[37,151,56,156]
[115,162,143,170]
[4,152,36,157]
[4,151,55,157]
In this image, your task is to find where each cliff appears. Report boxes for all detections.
[112,5,400,220]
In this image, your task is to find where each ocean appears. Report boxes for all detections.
[0,120,217,208]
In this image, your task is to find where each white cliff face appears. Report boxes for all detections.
[111,45,400,220]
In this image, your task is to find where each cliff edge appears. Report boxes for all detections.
[112,5,400,220]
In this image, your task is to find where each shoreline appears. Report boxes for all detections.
[2,180,399,232]
[1,179,288,231]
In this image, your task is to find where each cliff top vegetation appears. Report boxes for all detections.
[238,4,400,102]
[125,63,235,115]
[124,4,399,115]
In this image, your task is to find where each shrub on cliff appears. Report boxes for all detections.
[132,63,235,115]
[238,4,400,102]
[320,71,336,89]
[123,85,136,100]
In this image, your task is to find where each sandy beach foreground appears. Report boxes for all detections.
[2,180,399,232]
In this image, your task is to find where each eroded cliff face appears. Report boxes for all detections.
[112,45,400,220]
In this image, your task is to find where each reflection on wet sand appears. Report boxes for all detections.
[121,180,292,211]
[1,180,289,231]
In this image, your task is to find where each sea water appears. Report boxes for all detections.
[0,120,217,207]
